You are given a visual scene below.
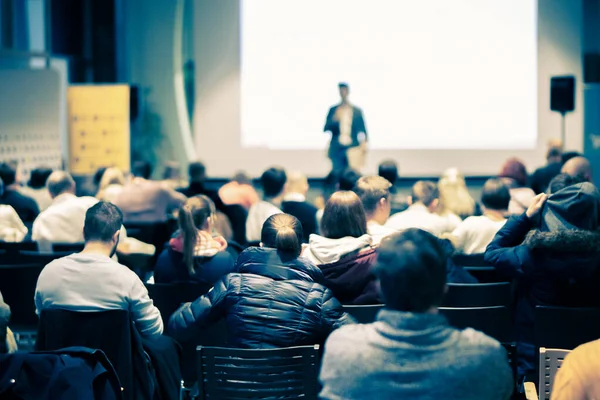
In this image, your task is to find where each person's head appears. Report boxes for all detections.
[83,201,123,257]
[28,167,53,189]
[481,178,511,212]
[261,167,287,198]
[548,173,588,194]
[232,171,252,185]
[409,181,439,212]
[499,158,529,187]
[93,167,108,187]
[188,161,206,183]
[261,213,303,257]
[98,167,125,191]
[285,171,309,196]
[132,161,153,179]
[320,191,367,239]
[0,162,16,186]
[163,162,181,180]
[561,156,593,182]
[561,151,582,165]
[339,168,361,191]
[546,147,563,164]
[374,229,448,313]
[47,171,76,198]
[437,168,475,218]
[178,195,217,275]
[378,160,399,186]
[354,176,391,224]
[338,82,349,103]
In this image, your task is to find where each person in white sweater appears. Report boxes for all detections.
[449,178,509,254]
[35,201,163,339]
[0,177,27,242]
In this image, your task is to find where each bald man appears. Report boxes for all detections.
[561,156,593,182]
[281,171,318,242]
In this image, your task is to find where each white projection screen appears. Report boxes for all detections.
[194,0,544,177]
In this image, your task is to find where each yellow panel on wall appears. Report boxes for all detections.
[67,85,130,175]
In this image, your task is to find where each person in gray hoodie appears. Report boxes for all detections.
[320,228,513,400]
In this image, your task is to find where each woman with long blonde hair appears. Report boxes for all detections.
[96,167,126,202]
[437,168,475,229]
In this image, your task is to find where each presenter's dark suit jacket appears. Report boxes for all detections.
[324,104,367,159]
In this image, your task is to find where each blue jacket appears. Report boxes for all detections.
[154,246,236,285]
[168,247,354,348]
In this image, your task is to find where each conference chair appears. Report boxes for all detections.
[36,309,150,400]
[452,253,488,267]
[0,264,44,331]
[534,306,600,351]
[117,252,154,281]
[52,242,85,252]
[0,241,38,253]
[123,221,172,262]
[442,282,511,307]
[18,251,73,266]
[537,347,570,400]
[342,304,384,324]
[195,345,320,400]
[439,306,513,343]
[464,267,510,283]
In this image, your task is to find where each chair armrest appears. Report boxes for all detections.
[524,382,537,400]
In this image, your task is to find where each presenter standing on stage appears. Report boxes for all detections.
[324,82,368,172]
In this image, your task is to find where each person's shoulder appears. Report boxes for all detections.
[456,328,504,354]
[326,322,371,348]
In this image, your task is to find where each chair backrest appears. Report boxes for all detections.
[538,347,570,400]
[18,251,73,266]
[52,242,85,252]
[439,306,513,343]
[123,221,172,259]
[146,282,213,325]
[452,253,488,267]
[0,241,38,253]
[342,304,384,324]
[117,252,154,281]
[0,264,44,330]
[442,282,512,307]
[535,306,600,350]
[464,267,510,283]
[36,309,141,400]
[197,345,320,400]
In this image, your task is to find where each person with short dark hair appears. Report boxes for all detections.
[338,168,361,191]
[35,202,163,339]
[19,167,53,211]
[485,183,600,379]
[168,213,354,347]
[353,176,396,244]
[0,162,39,223]
[112,161,186,224]
[281,171,319,242]
[245,167,286,243]
[177,161,214,199]
[303,191,379,304]
[324,83,368,172]
[386,181,455,236]
[449,178,509,254]
[319,228,513,400]
[499,157,536,215]
[378,159,409,213]
[154,195,235,284]
[530,144,563,194]
[0,177,28,242]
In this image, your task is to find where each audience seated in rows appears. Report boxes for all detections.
[218,171,259,210]
[245,167,286,243]
[96,167,126,203]
[280,171,319,242]
[303,191,380,304]
[35,202,163,339]
[319,229,513,400]
[168,213,354,346]
[551,339,600,400]
[112,161,186,224]
[0,162,39,223]
[177,161,218,201]
[485,174,600,379]
[499,157,536,215]
[32,171,154,254]
[18,167,53,212]
[378,159,409,212]
[448,178,509,254]
[386,181,455,236]
[161,161,186,190]
[530,143,563,194]
[437,167,476,221]
[155,195,235,285]
[561,156,593,182]
[0,177,28,242]
[353,176,396,245]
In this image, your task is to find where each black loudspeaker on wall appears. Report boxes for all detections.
[550,76,576,113]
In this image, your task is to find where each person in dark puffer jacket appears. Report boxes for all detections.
[485,175,600,380]
[168,213,354,347]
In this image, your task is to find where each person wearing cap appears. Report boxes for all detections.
[324,82,368,172]
[485,174,600,380]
